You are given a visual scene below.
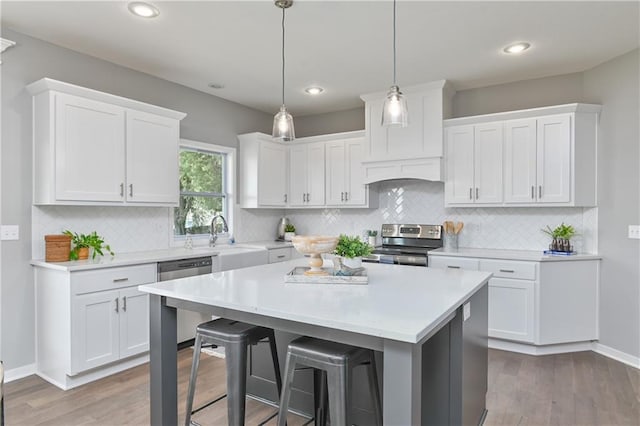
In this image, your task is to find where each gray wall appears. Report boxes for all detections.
[583,49,640,358]
[295,107,365,137]
[0,29,271,370]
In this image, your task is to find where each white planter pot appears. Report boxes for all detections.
[342,257,362,268]
[284,232,295,241]
[367,236,377,247]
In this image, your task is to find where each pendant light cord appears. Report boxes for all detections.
[393,0,397,86]
[281,7,286,106]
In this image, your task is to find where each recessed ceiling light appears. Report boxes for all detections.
[305,86,324,95]
[208,83,225,89]
[128,2,160,18]
[503,42,531,54]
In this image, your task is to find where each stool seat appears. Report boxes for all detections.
[278,337,382,426]
[185,318,282,426]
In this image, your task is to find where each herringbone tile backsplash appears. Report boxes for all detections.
[32,180,596,258]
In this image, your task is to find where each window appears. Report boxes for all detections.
[173,141,235,238]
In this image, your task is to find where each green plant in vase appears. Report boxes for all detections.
[541,223,577,252]
[334,234,373,268]
[63,230,114,260]
[284,224,296,241]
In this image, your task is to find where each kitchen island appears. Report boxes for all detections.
[139,259,492,425]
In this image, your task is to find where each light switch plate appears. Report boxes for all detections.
[0,225,19,240]
[629,225,640,239]
[463,302,471,321]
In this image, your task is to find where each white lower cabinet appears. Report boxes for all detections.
[35,263,156,389]
[429,254,599,349]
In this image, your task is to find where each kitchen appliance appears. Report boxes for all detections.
[363,224,442,266]
[157,256,213,345]
[277,217,290,241]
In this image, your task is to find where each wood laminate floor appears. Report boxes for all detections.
[4,349,639,425]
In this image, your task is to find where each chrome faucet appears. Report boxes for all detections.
[209,214,229,247]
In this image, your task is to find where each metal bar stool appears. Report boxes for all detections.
[277,336,382,426]
[184,318,282,426]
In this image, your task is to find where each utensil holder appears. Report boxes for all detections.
[444,233,458,251]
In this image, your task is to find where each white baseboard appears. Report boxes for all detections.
[489,338,593,355]
[593,342,640,369]
[4,363,36,382]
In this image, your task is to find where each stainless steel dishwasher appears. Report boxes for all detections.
[157,256,213,345]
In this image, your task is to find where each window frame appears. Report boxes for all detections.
[170,139,236,246]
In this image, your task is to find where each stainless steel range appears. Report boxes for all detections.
[364,224,443,266]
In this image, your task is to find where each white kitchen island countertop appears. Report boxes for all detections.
[429,247,601,262]
[139,259,491,344]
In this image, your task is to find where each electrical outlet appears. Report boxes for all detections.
[0,225,19,241]
[629,225,640,239]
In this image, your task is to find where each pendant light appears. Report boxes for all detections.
[382,0,408,127]
[272,0,295,141]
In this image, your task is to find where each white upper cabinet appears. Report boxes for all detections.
[444,103,600,207]
[289,142,325,207]
[27,78,186,206]
[238,133,288,208]
[360,80,455,183]
[445,123,503,205]
[325,136,369,206]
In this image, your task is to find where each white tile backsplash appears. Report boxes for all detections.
[31,180,596,258]
[286,180,595,253]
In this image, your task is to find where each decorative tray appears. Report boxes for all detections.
[543,250,576,256]
[284,267,368,285]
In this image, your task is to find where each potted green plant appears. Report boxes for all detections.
[366,229,378,247]
[284,224,296,241]
[63,230,114,260]
[334,234,373,268]
[541,223,577,252]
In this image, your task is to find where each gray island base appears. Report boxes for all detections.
[140,260,491,425]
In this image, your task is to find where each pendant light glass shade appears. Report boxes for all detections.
[382,0,408,128]
[273,105,295,141]
[382,85,408,127]
[272,0,295,141]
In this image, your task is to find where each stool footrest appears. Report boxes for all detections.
[191,393,227,416]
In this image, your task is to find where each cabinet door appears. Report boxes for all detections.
[445,126,475,204]
[537,114,571,203]
[473,123,503,204]
[288,144,308,207]
[55,93,125,202]
[504,119,537,203]
[71,290,120,373]
[345,139,367,205]
[258,140,287,206]
[488,278,535,343]
[325,141,346,205]
[306,143,325,206]
[125,110,179,204]
[119,287,150,358]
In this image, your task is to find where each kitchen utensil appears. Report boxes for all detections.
[454,222,464,235]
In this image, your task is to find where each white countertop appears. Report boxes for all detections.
[138,259,492,344]
[429,247,601,262]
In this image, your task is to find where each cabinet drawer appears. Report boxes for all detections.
[269,248,291,264]
[429,256,479,271]
[479,259,536,280]
[71,264,157,295]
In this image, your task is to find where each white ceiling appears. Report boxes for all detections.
[2,1,639,116]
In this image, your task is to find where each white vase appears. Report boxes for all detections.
[284,232,295,241]
[367,236,377,247]
[342,257,362,268]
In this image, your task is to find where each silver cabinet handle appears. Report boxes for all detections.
[538,185,542,198]
[499,269,515,273]
[120,183,124,197]
[129,184,133,197]
[531,186,535,199]
[284,194,287,203]
[114,297,119,313]
[113,278,129,283]
[469,188,473,200]
[345,192,349,201]
[302,193,306,203]
[341,192,344,201]
[277,255,286,259]
[476,188,479,199]
[447,265,461,269]
[307,193,310,203]
[122,296,127,312]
